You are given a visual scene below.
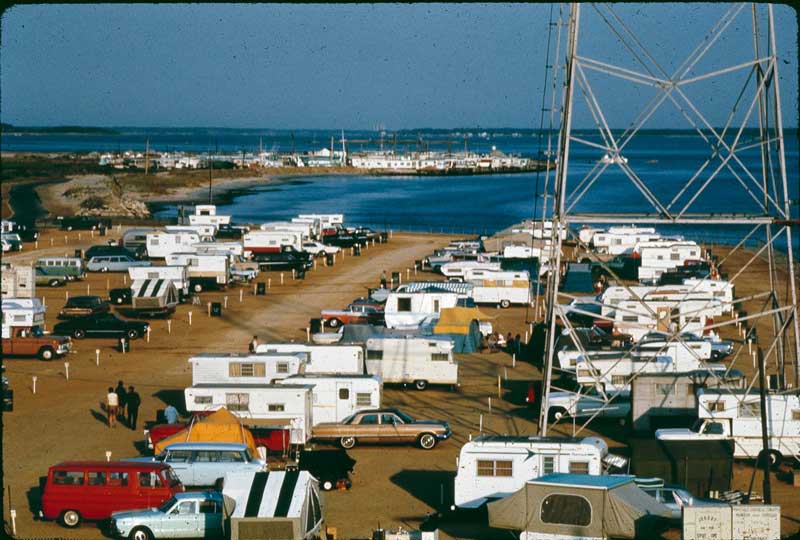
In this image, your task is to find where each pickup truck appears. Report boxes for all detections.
[321,304,384,328]
[2,326,72,361]
[252,246,313,272]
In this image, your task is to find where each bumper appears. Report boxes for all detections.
[436,429,453,441]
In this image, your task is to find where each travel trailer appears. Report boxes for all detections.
[122,228,159,253]
[637,241,703,283]
[260,221,314,241]
[187,204,231,227]
[591,226,660,255]
[462,268,532,308]
[164,224,216,241]
[439,260,501,278]
[192,241,244,258]
[189,353,308,385]
[364,336,458,390]
[184,384,314,445]
[656,390,800,465]
[613,298,721,341]
[243,230,303,255]
[383,289,470,329]
[1,264,35,299]
[164,253,230,292]
[146,231,201,259]
[453,435,624,509]
[276,374,382,424]
[128,266,190,299]
[255,344,364,374]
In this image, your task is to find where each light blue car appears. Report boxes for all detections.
[110,491,224,540]
[126,442,266,487]
[86,254,151,273]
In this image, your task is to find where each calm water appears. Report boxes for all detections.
[4,128,797,249]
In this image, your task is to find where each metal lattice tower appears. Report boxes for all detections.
[537,3,799,439]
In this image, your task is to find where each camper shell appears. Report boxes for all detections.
[454,435,624,509]
[277,374,382,425]
[637,241,703,283]
[243,230,303,255]
[613,298,720,341]
[188,204,231,227]
[591,226,660,255]
[164,224,217,241]
[189,353,309,385]
[185,384,314,445]
[1,264,35,299]
[260,221,314,241]
[255,344,365,374]
[365,335,458,390]
[146,232,202,259]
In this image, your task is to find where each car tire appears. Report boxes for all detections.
[321,479,335,491]
[340,436,356,449]
[317,251,326,258]
[129,527,153,540]
[73,329,86,339]
[548,407,567,423]
[414,380,428,391]
[38,347,55,361]
[193,283,203,293]
[328,318,341,328]
[59,509,81,528]
[127,329,139,340]
[418,433,437,450]
[768,450,783,470]
[500,299,511,309]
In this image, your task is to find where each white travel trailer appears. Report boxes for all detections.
[463,268,532,308]
[365,336,458,390]
[255,344,364,374]
[260,221,314,241]
[502,245,549,262]
[165,224,217,241]
[682,278,735,313]
[613,298,721,341]
[192,241,245,260]
[188,204,231,227]
[184,383,314,445]
[189,353,309,385]
[453,435,621,509]
[656,390,800,464]
[277,374,382,424]
[2,297,46,337]
[291,217,322,239]
[637,241,702,282]
[129,265,190,298]
[591,226,660,255]
[439,260,501,278]
[165,253,230,292]
[1,264,35,299]
[297,214,344,228]
[146,231,202,259]
[243,230,303,255]
[600,284,724,318]
[383,290,467,328]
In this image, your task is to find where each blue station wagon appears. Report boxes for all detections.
[110,491,224,540]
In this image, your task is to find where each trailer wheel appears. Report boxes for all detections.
[129,526,153,540]
[418,433,437,450]
[327,318,342,328]
[499,299,511,309]
[59,509,81,528]
[193,283,203,293]
[414,380,428,391]
[340,436,356,449]
[38,346,55,361]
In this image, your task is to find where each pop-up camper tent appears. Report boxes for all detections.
[433,307,492,353]
[154,407,258,455]
[488,473,671,540]
[223,470,324,540]
[131,278,179,315]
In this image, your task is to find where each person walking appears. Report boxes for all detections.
[380,270,388,289]
[115,380,128,424]
[127,386,141,430]
[164,403,179,424]
[106,387,119,428]
[249,335,259,353]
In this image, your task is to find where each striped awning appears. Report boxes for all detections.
[224,470,315,519]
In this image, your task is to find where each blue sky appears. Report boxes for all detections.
[1,3,797,129]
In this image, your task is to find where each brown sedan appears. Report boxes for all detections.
[312,408,452,450]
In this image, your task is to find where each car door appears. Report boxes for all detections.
[190,450,221,486]
[163,500,198,537]
[379,413,404,443]
[163,450,193,486]
[353,414,381,441]
[197,499,223,538]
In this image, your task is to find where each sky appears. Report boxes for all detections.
[1,3,797,129]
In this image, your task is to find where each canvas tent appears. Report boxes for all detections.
[154,407,258,455]
[631,438,734,495]
[131,278,179,312]
[433,307,493,353]
[223,470,324,540]
[488,473,671,540]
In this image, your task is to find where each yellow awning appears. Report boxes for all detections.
[434,306,494,334]
[154,407,258,455]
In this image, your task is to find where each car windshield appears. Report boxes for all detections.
[341,414,356,424]
[394,410,415,423]
[164,468,182,486]
[158,497,177,513]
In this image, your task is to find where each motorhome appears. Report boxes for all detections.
[260,221,314,241]
[365,336,458,390]
[129,266,190,299]
[189,353,308,385]
[656,390,800,465]
[243,230,303,255]
[383,289,471,328]
[164,253,230,292]
[164,224,216,241]
[276,374,382,424]
[146,232,202,259]
[187,204,231,227]
[254,344,364,374]
[1,264,35,299]
[184,384,314,445]
[35,257,84,280]
[462,268,531,308]
[637,241,703,283]
[613,298,721,341]
[591,226,660,255]
[453,435,623,509]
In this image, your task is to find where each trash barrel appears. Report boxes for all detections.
[353,245,361,256]
[256,282,266,295]
[372,529,386,540]
[310,318,322,334]
[74,249,84,259]
[117,336,129,353]
[296,268,306,280]
[99,226,107,237]
[379,232,389,243]
[326,253,335,266]
[211,302,222,316]
[391,271,401,283]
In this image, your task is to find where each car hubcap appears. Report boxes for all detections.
[133,530,147,540]
[65,512,78,526]
[342,437,354,448]
[422,435,434,448]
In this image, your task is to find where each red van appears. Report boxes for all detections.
[40,461,184,528]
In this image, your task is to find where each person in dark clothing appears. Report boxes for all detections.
[115,381,128,424]
[380,270,388,289]
[515,334,522,355]
[126,386,141,430]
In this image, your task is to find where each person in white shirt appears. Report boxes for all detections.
[106,387,119,428]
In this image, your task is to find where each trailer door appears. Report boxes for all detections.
[336,383,352,421]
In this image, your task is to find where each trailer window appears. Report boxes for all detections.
[397,298,412,312]
[194,395,213,404]
[229,362,266,377]
[356,393,372,406]
[276,363,289,374]
[706,401,725,413]
[268,404,285,412]
[338,388,350,400]
[542,456,555,475]
[738,401,761,418]
[670,253,680,261]
[569,461,590,475]
[622,315,638,322]
[367,350,383,360]
[793,410,800,421]
[431,353,449,362]
[477,460,513,477]
[611,375,629,387]
[225,393,250,412]
[541,494,591,527]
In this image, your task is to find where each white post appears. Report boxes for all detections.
[752,351,757,369]
[78,232,82,240]
[123,275,127,285]
[479,414,483,433]
[239,289,243,303]
[167,320,172,334]
[748,338,752,354]
[292,269,296,280]
[314,260,317,270]
[9,509,16,536]
[95,349,100,366]
[146,326,151,343]
[87,283,91,295]
[406,268,410,280]
[350,247,354,256]
[35,240,38,249]
[42,296,46,307]
[504,367,508,380]
[280,273,284,285]
[306,327,311,342]
[64,361,70,380]
[32,376,37,394]
[105,451,112,462]
[333,254,336,264]
[65,290,69,300]
[414,265,417,276]
[524,330,529,343]
[207,302,211,316]
[188,311,193,326]
[63,235,67,244]
[106,278,110,290]
[268,278,272,289]
[224,296,228,309]
[50,237,54,246]
[91,230,94,238]
[488,397,492,412]
[512,353,516,368]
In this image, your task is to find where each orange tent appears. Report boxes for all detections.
[153,407,258,455]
